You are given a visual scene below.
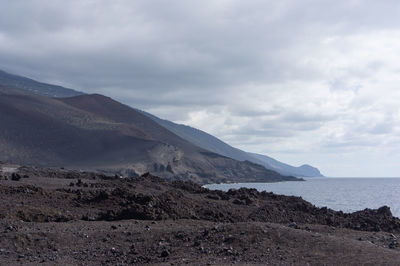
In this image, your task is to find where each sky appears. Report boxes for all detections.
[1,0,400,177]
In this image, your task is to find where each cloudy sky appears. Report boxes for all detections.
[1,0,400,177]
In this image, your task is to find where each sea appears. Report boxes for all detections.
[205,177,400,218]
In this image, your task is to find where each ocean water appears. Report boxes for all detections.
[205,178,400,218]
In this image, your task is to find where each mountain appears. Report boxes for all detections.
[0,83,299,184]
[0,69,321,177]
[247,153,322,177]
[0,69,83,98]
[137,111,254,163]
[140,112,323,177]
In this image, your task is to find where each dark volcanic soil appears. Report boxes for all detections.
[0,165,400,265]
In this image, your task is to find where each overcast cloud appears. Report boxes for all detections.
[1,0,400,176]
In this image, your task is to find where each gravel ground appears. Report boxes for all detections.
[0,165,399,265]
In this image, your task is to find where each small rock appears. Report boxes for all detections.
[11,173,21,181]
[160,250,169,257]
[193,241,201,247]
[232,199,244,205]
[389,240,398,249]
[0,249,8,255]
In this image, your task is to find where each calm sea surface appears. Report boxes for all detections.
[205,178,400,218]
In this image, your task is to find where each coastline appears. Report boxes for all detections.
[0,166,399,265]
[206,178,400,218]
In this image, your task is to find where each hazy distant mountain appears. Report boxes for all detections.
[0,69,83,98]
[0,83,299,184]
[247,153,322,177]
[141,112,323,177]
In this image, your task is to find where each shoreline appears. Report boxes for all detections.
[207,178,400,219]
[0,166,399,265]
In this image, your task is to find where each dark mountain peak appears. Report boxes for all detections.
[0,69,84,98]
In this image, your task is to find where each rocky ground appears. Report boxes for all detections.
[0,164,400,265]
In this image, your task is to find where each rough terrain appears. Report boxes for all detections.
[0,164,399,265]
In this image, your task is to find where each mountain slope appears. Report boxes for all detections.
[0,69,84,98]
[247,153,322,177]
[0,86,152,166]
[0,84,299,184]
[137,111,252,161]
[141,112,323,177]
[0,69,321,177]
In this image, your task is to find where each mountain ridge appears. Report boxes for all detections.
[140,110,323,177]
[0,83,299,184]
[0,69,322,178]
[0,69,84,98]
